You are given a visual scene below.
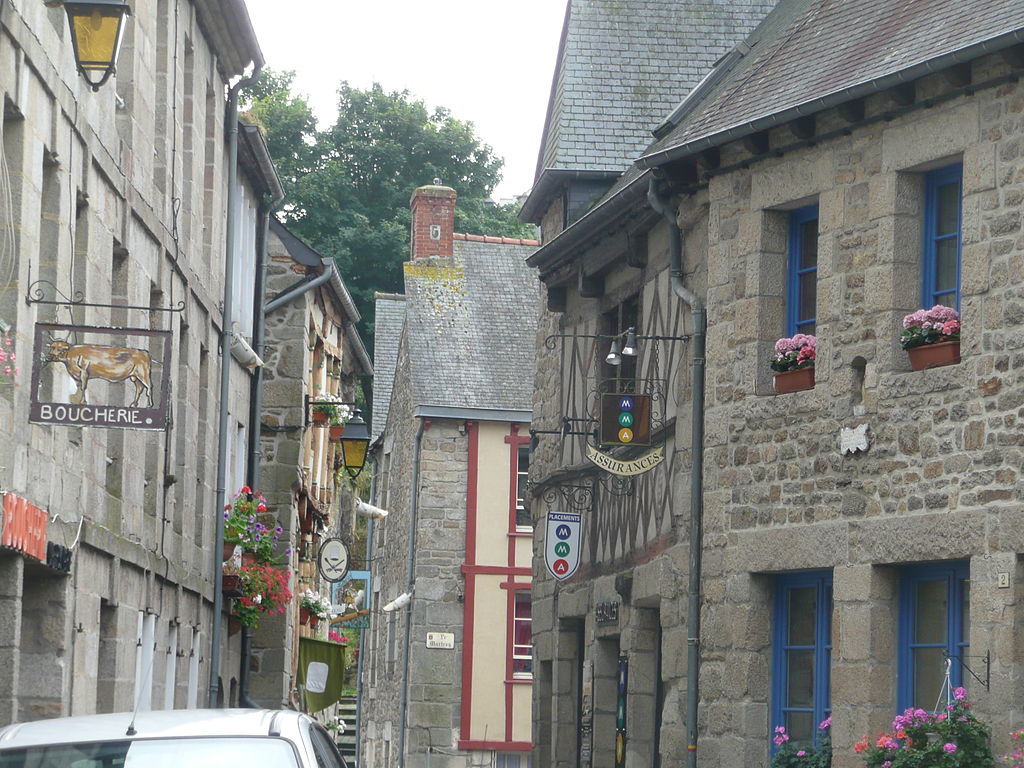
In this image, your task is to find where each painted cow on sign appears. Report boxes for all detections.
[44,340,154,407]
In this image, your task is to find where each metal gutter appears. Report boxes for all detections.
[639,28,1024,169]
[209,65,262,708]
[413,405,532,423]
[263,259,334,314]
[520,167,623,224]
[648,181,705,768]
[525,171,651,276]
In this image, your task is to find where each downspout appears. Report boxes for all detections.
[356,459,380,766]
[648,179,706,768]
[209,65,261,708]
[263,258,335,314]
[239,191,282,709]
[397,418,428,766]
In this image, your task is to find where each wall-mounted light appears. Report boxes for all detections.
[621,327,638,357]
[338,409,370,478]
[355,500,389,519]
[63,0,132,91]
[605,339,622,366]
[381,592,412,612]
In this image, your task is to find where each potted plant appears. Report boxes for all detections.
[225,562,293,632]
[311,393,351,427]
[901,305,961,370]
[769,717,832,768]
[223,486,287,565]
[853,687,992,767]
[299,589,331,628]
[771,334,816,393]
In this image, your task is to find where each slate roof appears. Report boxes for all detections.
[371,294,407,443]
[535,0,777,178]
[402,239,539,414]
[641,0,1024,166]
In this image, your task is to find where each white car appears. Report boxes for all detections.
[0,708,349,768]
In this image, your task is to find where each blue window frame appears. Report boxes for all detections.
[786,205,819,336]
[898,561,970,712]
[771,571,832,750]
[922,165,963,310]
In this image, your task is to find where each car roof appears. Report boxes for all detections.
[0,709,309,749]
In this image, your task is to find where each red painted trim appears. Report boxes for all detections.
[504,425,531,542]
[504,678,533,685]
[461,564,531,577]
[499,581,532,591]
[460,421,479,744]
[458,740,532,752]
[508,531,533,538]
[504,581,516,742]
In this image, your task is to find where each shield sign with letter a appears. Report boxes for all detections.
[545,511,581,580]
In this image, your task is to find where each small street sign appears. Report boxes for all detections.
[545,511,581,580]
[426,632,455,649]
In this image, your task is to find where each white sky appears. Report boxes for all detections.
[243,1,567,202]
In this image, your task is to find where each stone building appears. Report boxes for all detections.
[361,185,539,768]
[0,0,281,719]
[253,218,372,708]
[523,1,1024,767]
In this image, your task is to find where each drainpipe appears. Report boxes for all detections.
[355,460,379,765]
[397,418,428,766]
[648,179,706,768]
[238,192,282,709]
[208,65,261,708]
[263,258,335,314]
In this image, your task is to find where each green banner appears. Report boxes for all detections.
[298,637,346,713]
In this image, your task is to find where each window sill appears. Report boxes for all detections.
[506,676,533,684]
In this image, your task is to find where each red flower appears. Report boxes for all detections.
[257,503,267,512]
[240,485,252,494]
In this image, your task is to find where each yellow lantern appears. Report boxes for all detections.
[338,410,370,479]
[64,0,131,91]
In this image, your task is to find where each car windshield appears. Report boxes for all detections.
[0,737,300,768]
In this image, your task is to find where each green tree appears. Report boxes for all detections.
[246,74,534,344]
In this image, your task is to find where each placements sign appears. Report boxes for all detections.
[545,511,581,580]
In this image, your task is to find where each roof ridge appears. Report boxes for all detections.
[453,232,541,246]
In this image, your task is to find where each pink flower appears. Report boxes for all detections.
[796,750,806,757]
[818,717,832,730]
[942,319,960,335]
[953,686,968,700]
[943,743,957,754]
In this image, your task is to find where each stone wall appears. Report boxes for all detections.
[530,47,1024,768]
[0,0,254,720]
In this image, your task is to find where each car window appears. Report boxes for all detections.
[307,725,348,768]
[0,738,300,768]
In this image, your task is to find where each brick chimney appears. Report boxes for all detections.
[410,182,457,259]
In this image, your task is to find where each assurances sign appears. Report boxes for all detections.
[30,324,172,430]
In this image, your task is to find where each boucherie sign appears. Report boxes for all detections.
[29,323,171,430]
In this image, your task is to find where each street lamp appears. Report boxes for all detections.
[63,0,131,91]
[337,409,370,479]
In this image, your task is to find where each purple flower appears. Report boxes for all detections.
[953,686,968,701]
[818,716,832,730]
[943,743,957,754]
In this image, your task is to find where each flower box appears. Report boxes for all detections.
[329,424,346,441]
[311,410,330,426]
[907,339,960,371]
[299,606,311,625]
[773,366,815,394]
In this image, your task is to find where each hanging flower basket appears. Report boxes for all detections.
[329,424,346,441]
[222,573,243,598]
[299,606,311,625]
[311,410,330,426]
[222,542,236,562]
[309,615,320,630]
[228,616,242,636]
[241,552,258,567]
[773,366,815,394]
[907,339,961,371]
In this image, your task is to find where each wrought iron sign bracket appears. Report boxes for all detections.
[947,650,991,691]
[26,280,186,313]
[530,416,597,449]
